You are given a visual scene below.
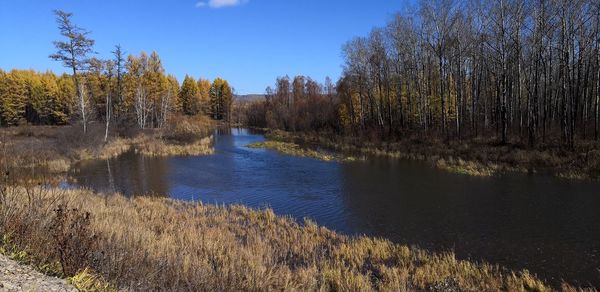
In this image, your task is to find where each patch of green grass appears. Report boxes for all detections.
[68,268,116,292]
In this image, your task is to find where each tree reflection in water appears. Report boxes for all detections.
[71,151,170,197]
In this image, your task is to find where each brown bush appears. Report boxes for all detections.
[161,114,213,143]
[49,205,97,276]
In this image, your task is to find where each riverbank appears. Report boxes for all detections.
[0,184,578,291]
[0,116,215,179]
[262,130,600,180]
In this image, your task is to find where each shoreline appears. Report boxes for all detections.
[0,185,567,291]
[0,121,215,178]
[261,129,600,180]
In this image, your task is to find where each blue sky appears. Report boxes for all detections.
[0,0,407,94]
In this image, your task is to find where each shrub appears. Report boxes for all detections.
[161,115,213,143]
[49,205,97,276]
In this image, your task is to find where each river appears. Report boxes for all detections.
[67,128,600,287]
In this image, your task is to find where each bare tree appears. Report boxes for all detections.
[421,0,459,140]
[76,82,93,133]
[104,60,114,142]
[159,87,172,128]
[246,0,600,150]
[135,85,148,129]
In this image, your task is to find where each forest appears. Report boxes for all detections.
[244,0,600,149]
[0,11,234,132]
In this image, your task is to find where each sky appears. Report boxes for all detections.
[0,0,408,94]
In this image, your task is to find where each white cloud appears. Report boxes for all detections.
[196,0,248,8]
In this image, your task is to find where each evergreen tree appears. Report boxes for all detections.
[50,10,95,134]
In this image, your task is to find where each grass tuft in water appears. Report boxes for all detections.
[247,140,359,162]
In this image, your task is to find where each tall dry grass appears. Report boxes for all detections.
[0,183,588,291]
[134,115,215,156]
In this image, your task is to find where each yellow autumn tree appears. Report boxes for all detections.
[210,78,233,121]
[180,75,201,115]
[0,70,27,126]
[197,78,211,115]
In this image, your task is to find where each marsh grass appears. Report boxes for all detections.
[134,135,214,157]
[247,140,359,162]
[266,130,600,180]
[0,183,590,291]
[0,116,215,177]
[435,157,497,177]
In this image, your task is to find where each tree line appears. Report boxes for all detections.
[243,75,338,132]
[0,10,234,136]
[244,0,600,148]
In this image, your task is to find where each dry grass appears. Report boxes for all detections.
[435,157,497,177]
[1,184,588,291]
[247,140,359,162]
[133,115,215,157]
[0,116,215,177]
[267,130,600,180]
[160,114,213,143]
[0,124,131,176]
[134,135,214,157]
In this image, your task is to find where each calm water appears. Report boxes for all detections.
[68,128,600,287]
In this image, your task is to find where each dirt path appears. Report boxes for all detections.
[0,255,75,291]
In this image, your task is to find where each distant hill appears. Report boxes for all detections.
[235,94,265,102]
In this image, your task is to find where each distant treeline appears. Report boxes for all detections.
[243,0,600,148]
[242,76,339,131]
[0,10,233,130]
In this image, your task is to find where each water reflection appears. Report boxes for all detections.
[70,152,170,197]
[68,128,600,287]
[338,159,600,285]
